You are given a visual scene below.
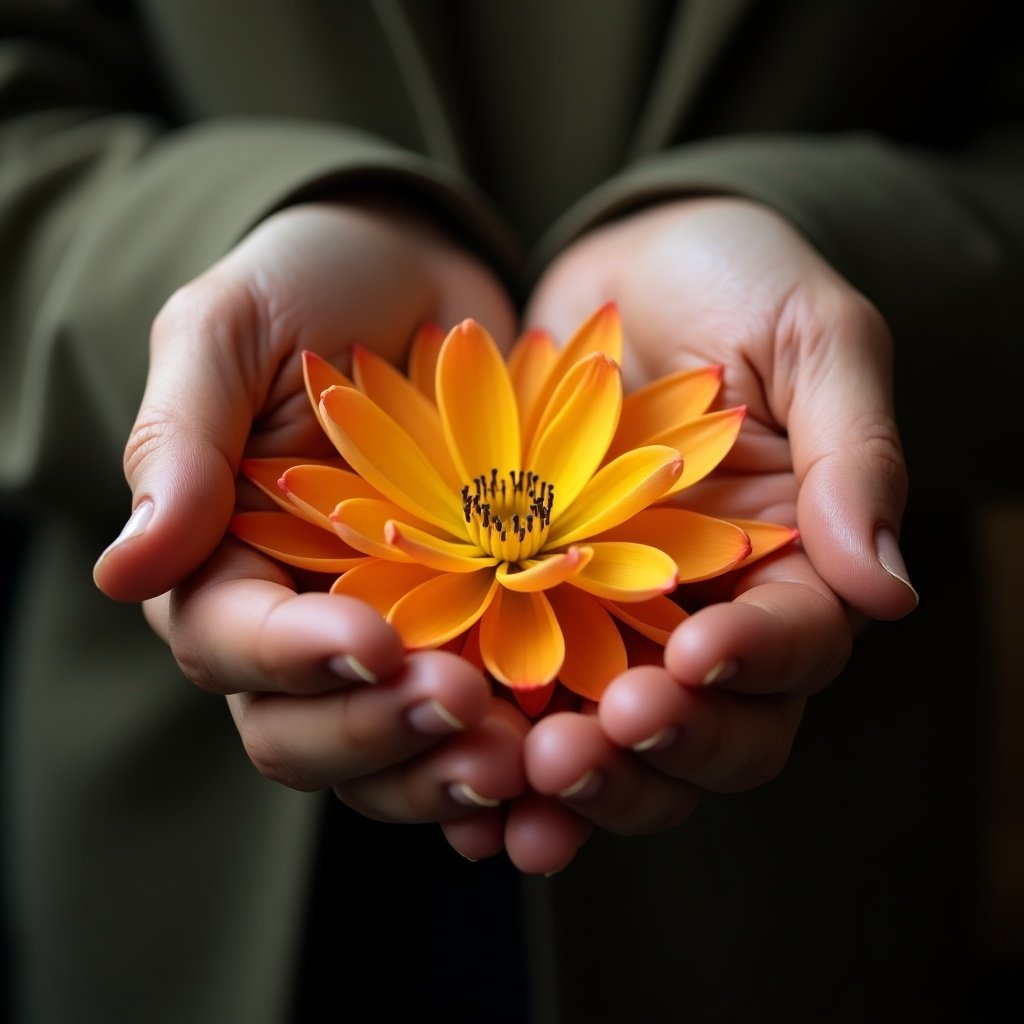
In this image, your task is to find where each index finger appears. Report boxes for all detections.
[664,549,853,697]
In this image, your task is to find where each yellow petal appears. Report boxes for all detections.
[607,365,723,459]
[279,464,381,528]
[726,519,800,570]
[230,512,367,572]
[330,559,441,617]
[546,586,627,701]
[569,541,678,601]
[385,520,498,573]
[495,546,592,592]
[602,595,688,645]
[389,570,499,648]
[547,445,682,547]
[596,508,752,582]
[436,319,520,482]
[479,588,564,689]
[507,328,558,429]
[407,323,445,403]
[527,353,622,512]
[330,497,445,561]
[656,407,747,495]
[319,386,463,534]
[521,303,624,449]
[351,345,460,487]
[303,351,354,430]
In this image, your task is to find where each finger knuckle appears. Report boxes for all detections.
[240,717,317,792]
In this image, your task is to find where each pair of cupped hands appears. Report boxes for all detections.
[93,196,917,875]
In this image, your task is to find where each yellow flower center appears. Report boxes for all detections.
[461,469,555,563]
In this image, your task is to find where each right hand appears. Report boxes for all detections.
[94,201,528,838]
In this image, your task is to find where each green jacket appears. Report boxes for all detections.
[2,2,1021,1021]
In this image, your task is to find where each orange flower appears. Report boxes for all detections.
[231,305,796,714]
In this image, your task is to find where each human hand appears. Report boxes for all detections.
[94,201,526,828]
[514,197,916,864]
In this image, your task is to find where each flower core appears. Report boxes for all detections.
[462,469,553,561]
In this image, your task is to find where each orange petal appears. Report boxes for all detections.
[479,588,564,689]
[351,345,459,487]
[388,570,499,649]
[385,520,498,573]
[330,497,443,561]
[607,365,723,460]
[514,682,556,717]
[436,319,520,482]
[546,586,627,701]
[239,457,299,512]
[656,407,747,495]
[407,323,445,403]
[507,328,558,429]
[547,445,682,546]
[459,621,485,673]
[279,464,381,528]
[726,519,800,570]
[527,353,622,511]
[319,386,462,534]
[602,595,688,645]
[494,546,592,592]
[330,560,441,617]
[596,508,751,583]
[230,512,367,572]
[303,351,354,429]
[522,303,623,449]
[569,541,678,601]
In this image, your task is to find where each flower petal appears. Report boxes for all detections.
[279,464,381,528]
[303,351,354,430]
[330,559,441,617]
[330,497,446,560]
[547,445,682,547]
[479,588,564,689]
[407,323,445,403]
[726,519,800,570]
[602,595,688,645]
[319,386,463,534]
[546,586,627,701]
[521,303,623,449]
[527,353,622,512]
[389,570,499,648]
[569,541,678,601]
[494,546,592,592]
[507,328,558,429]
[385,520,498,573]
[515,683,556,717]
[230,512,367,572]
[351,344,460,487]
[239,457,303,512]
[607,365,723,460]
[656,407,747,495]
[436,319,520,481]
[596,508,752,582]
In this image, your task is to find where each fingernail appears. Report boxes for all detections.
[875,528,919,606]
[702,659,738,686]
[631,726,678,753]
[558,769,602,801]
[449,783,501,808]
[328,654,378,684]
[407,699,465,736]
[95,500,154,566]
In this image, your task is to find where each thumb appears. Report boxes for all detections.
[93,287,256,602]
[788,299,918,620]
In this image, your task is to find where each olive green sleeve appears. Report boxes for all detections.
[0,23,515,521]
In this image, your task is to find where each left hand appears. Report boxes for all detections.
[495,197,916,872]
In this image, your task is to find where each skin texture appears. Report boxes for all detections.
[94,197,916,875]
